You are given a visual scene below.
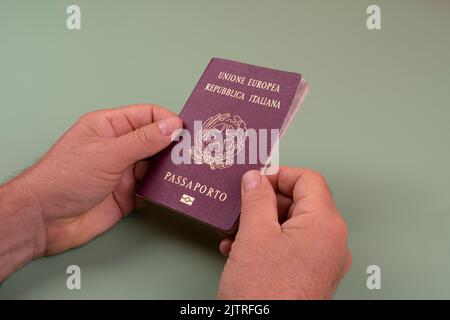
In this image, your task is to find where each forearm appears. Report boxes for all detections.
[0,175,46,282]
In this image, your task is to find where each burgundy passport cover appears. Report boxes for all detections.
[137,58,308,232]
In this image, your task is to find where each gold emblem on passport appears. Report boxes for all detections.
[190,113,247,170]
[180,194,195,205]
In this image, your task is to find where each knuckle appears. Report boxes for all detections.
[134,127,155,150]
[78,110,103,125]
[301,168,331,193]
[330,215,349,245]
[241,189,274,214]
[346,249,353,266]
[78,111,96,122]
[242,192,268,212]
[336,216,348,236]
[303,169,327,186]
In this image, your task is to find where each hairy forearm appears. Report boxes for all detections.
[0,176,46,282]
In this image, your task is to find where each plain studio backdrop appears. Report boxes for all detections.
[0,0,449,299]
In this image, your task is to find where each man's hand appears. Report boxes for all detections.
[218,168,351,299]
[2,104,182,264]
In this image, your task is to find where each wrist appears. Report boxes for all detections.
[0,174,47,281]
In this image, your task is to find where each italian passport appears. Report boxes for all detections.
[137,58,308,233]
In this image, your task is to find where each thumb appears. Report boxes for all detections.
[238,170,280,233]
[113,116,183,166]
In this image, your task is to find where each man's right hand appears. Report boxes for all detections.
[218,167,351,299]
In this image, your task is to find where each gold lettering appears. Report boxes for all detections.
[204,83,245,100]
[219,193,227,202]
[164,171,172,180]
[161,171,228,202]
[247,78,280,92]
[218,71,246,85]
[248,94,281,109]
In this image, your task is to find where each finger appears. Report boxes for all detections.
[266,166,332,201]
[333,249,352,289]
[276,193,293,223]
[238,170,280,233]
[113,116,183,166]
[342,249,352,276]
[135,196,150,210]
[266,167,335,214]
[100,104,178,137]
[51,194,130,254]
[134,160,150,182]
[219,238,234,257]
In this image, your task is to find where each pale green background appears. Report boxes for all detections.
[1,0,449,299]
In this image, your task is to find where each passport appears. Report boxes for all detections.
[137,58,308,233]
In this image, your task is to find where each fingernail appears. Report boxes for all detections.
[158,117,182,136]
[242,170,261,192]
